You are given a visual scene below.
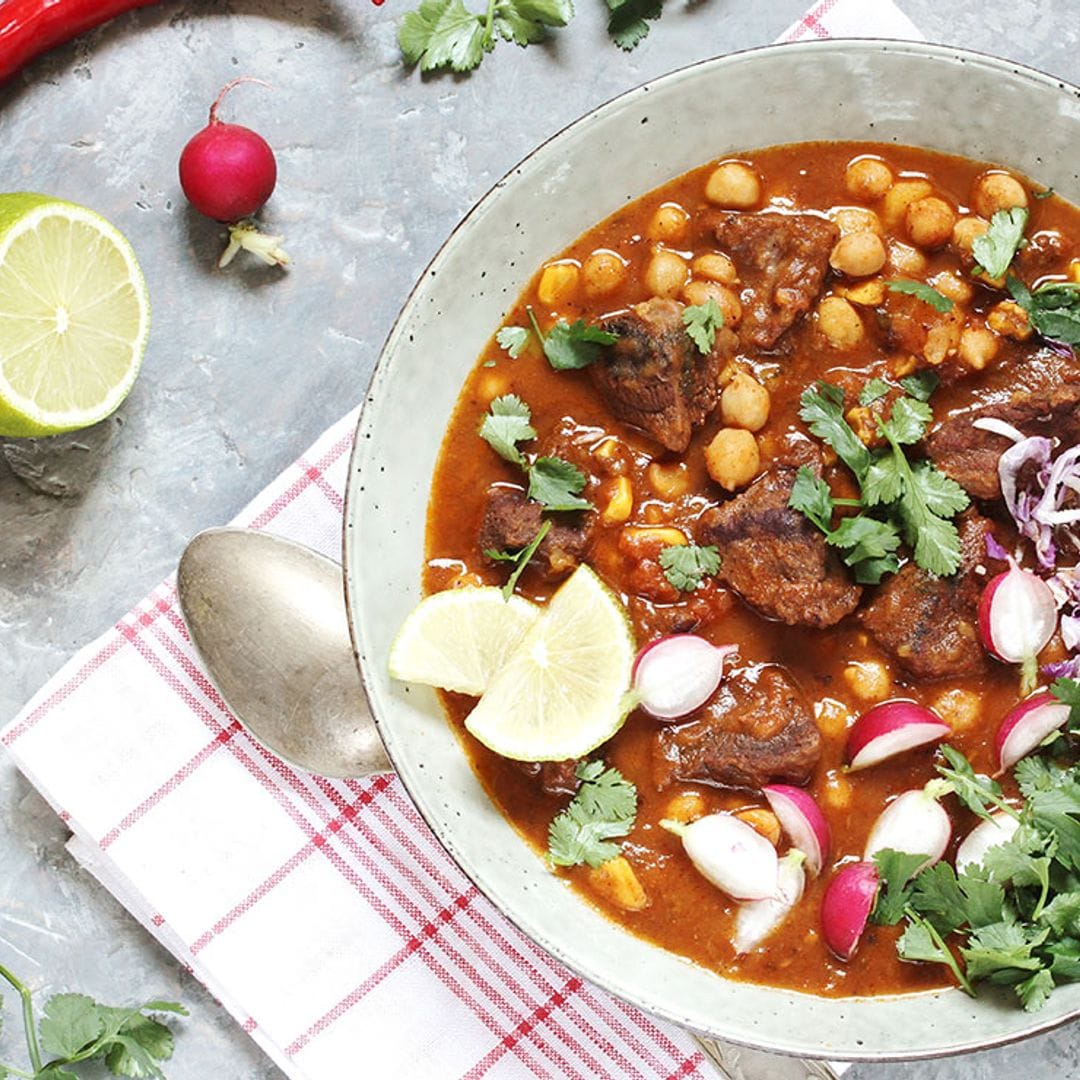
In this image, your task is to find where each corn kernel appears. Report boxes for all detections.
[537,261,580,306]
[843,660,891,702]
[602,476,633,524]
[588,856,648,911]
[623,526,687,547]
[647,461,691,499]
[664,790,706,824]
[814,697,854,739]
[735,808,781,846]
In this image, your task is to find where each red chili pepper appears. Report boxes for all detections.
[0,0,160,82]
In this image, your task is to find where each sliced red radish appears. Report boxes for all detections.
[978,556,1058,694]
[661,813,778,901]
[762,784,830,877]
[631,635,737,720]
[955,811,1021,873]
[995,691,1071,773]
[845,699,951,772]
[863,780,952,876]
[821,861,880,961]
[733,850,806,954]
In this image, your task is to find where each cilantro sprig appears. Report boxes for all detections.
[972,207,1029,280]
[548,760,637,867]
[0,964,186,1079]
[658,543,720,592]
[789,380,969,580]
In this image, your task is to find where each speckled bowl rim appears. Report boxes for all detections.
[343,39,1080,1062]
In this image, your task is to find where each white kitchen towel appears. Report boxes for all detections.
[4,1,922,1077]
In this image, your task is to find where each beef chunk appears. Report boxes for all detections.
[698,463,862,628]
[709,211,838,349]
[516,759,580,796]
[861,511,999,680]
[592,297,736,452]
[926,385,1080,500]
[654,664,821,791]
[479,486,591,578]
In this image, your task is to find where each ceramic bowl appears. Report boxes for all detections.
[344,40,1080,1060]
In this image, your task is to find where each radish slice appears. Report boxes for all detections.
[955,812,1021,874]
[846,699,951,772]
[863,780,952,876]
[978,556,1058,694]
[762,784,830,877]
[733,850,806,954]
[661,813,778,900]
[821,861,880,961]
[995,691,1071,772]
[631,636,737,720]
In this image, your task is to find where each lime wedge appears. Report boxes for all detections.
[0,193,151,437]
[389,586,540,696]
[465,565,637,762]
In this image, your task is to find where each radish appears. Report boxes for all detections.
[863,780,953,875]
[661,813,778,901]
[631,636,736,720]
[845,699,951,772]
[995,691,1071,773]
[978,555,1058,696]
[179,78,290,269]
[762,784,830,877]
[955,811,1021,873]
[733,849,806,954]
[821,861,880,961]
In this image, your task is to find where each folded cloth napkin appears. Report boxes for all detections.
[4,2,922,1077]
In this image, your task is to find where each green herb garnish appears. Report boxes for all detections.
[887,279,954,313]
[479,393,536,465]
[548,760,637,867]
[658,543,721,592]
[972,207,1029,279]
[496,325,531,358]
[681,298,724,355]
[527,456,591,511]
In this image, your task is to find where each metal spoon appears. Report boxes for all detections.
[177,527,391,779]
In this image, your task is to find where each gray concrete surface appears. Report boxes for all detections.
[2,1,1079,1077]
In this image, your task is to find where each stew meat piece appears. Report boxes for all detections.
[708,211,838,349]
[926,385,1080,500]
[697,460,862,628]
[593,297,737,453]
[861,510,1000,680]
[654,664,821,791]
[516,759,580,796]
[479,485,591,578]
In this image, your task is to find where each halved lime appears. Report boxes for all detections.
[389,586,540,696]
[465,565,637,761]
[0,193,151,437]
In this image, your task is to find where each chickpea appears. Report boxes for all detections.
[932,271,973,305]
[845,156,893,201]
[906,196,957,250]
[882,178,933,226]
[682,279,742,326]
[952,216,989,252]
[537,261,580,306]
[648,202,690,243]
[833,207,883,236]
[735,808,782,847]
[645,249,689,298]
[932,688,981,733]
[705,161,762,209]
[829,232,887,277]
[958,325,999,371]
[887,240,928,276]
[692,252,738,285]
[583,249,627,296]
[843,661,891,703]
[973,171,1029,219]
[720,371,770,432]
[817,296,864,350]
[987,299,1033,341]
[705,428,760,491]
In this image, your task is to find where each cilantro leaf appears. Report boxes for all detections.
[871,850,926,925]
[527,456,591,511]
[858,377,892,406]
[899,370,940,402]
[548,761,637,867]
[887,279,954,313]
[605,0,662,49]
[658,543,720,592]
[399,0,488,72]
[479,394,536,465]
[543,319,618,371]
[972,207,1029,279]
[878,396,932,446]
[488,519,551,600]
[787,465,834,533]
[798,382,871,481]
[681,299,724,355]
[495,325,530,358]
[39,994,104,1059]
[826,515,901,567]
